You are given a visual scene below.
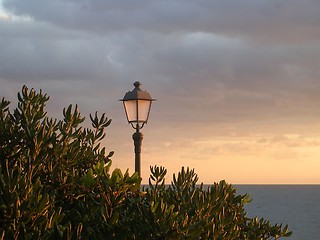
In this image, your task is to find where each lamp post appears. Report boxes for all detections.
[120,81,155,177]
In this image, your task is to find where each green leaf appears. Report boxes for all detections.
[82,169,95,189]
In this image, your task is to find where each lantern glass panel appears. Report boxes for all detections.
[137,100,151,123]
[123,100,137,123]
[123,99,151,123]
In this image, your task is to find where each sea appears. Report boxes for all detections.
[235,185,320,240]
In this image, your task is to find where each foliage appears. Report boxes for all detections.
[0,86,141,239]
[118,166,291,239]
[0,86,291,239]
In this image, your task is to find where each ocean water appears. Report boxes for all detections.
[235,185,320,240]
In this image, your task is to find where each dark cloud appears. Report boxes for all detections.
[0,20,120,82]
[3,0,320,43]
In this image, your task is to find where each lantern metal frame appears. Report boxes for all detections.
[120,81,155,130]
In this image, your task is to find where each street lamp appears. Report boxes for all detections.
[120,81,155,177]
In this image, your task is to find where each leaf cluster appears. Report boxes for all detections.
[0,86,291,239]
[0,86,140,239]
[117,166,291,239]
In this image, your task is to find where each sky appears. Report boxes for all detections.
[1,0,320,184]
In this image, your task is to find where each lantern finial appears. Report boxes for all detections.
[133,81,141,88]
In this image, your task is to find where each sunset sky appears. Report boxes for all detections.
[1,0,320,184]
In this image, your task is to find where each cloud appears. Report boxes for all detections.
[171,134,320,163]
[1,1,320,131]
[3,0,320,43]
[0,20,121,82]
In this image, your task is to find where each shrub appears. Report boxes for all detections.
[0,86,291,239]
[118,166,291,239]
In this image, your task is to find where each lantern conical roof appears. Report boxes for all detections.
[121,81,155,101]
